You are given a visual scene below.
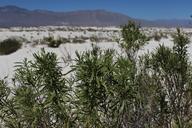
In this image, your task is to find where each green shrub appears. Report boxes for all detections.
[72,37,86,43]
[0,49,75,128]
[152,32,168,41]
[87,28,96,32]
[72,46,115,127]
[44,36,54,43]
[47,39,62,48]
[2,23,192,128]
[120,21,148,60]
[90,36,100,42]
[153,32,162,41]
[0,38,22,55]
[61,37,70,43]
[44,36,70,48]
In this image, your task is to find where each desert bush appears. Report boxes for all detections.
[87,28,96,32]
[0,49,76,128]
[120,21,148,61]
[139,29,192,128]
[47,39,62,48]
[71,46,115,127]
[151,31,168,41]
[43,36,54,42]
[43,36,70,48]
[1,22,192,128]
[70,22,149,127]
[72,36,86,43]
[62,37,71,43]
[0,38,22,55]
[153,32,162,41]
[90,36,100,42]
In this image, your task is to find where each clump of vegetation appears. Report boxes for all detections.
[0,49,75,128]
[153,32,162,41]
[0,38,22,55]
[1,22,192,128]
[90,35,100,42]
[87,28,97,32]
[151,31,168,41]
[72,36,86,43]
[47,38,61,48]
[43,36,70,48]
[120,21,148,60]
[89,35,114,42]
[43,36,54,43]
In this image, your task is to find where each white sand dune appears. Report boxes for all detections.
[1,26,192,80]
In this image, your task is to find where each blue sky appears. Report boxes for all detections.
[0,0,192,20]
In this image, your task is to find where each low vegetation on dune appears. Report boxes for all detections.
[71,36,86,44]
[152,31,168,41]
[0,38,22,55]
[1,22,192,128]
[43,36,70,48]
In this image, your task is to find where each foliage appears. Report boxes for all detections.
[90,36,100,42]
[153,32,162,41]
[1,22,192,128]
[151,31,168,41]
[110,22,148,127]
[71,45,115,127]
[72,36,86,44]
[0,38,22,55]
[0,49,75,128]
[120,21,148,60]
[141,28,192,128]
[44,36,70,48]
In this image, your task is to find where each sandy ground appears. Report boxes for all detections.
[0,26,192,80]
[0,39,173,79]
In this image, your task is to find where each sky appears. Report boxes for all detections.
[0,0,192,20]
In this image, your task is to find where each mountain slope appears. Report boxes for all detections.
[0,5,191,27]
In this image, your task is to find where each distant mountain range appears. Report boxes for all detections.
[0,5,191,27]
